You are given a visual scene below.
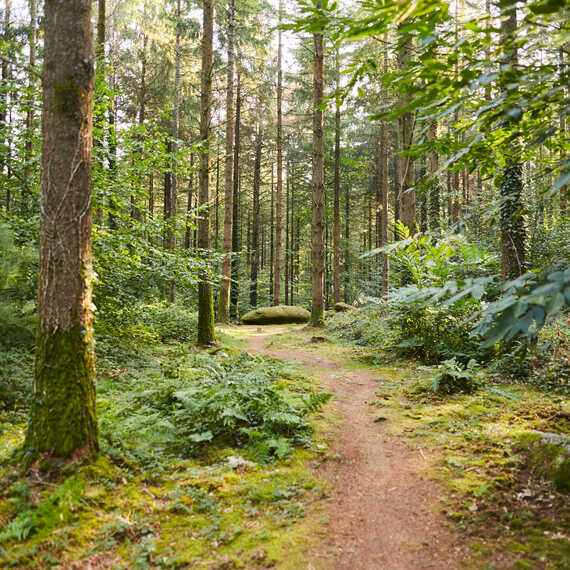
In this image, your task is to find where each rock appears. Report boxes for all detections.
[517,431,570,493]
[334,302,354,313]
[241,305,310,325]
[310,336,327,343]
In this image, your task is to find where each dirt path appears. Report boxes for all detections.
[245,326,463,570]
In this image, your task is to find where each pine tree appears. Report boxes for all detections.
[24,0,98,465]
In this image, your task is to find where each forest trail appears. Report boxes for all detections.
[244,325,463,570]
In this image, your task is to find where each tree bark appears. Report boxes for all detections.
[499,4,525,280]
[250,122,262,307]
[333,49,342,305]
[24,0,37,207]
[428,120,441,233]
[398,27,415,233]
[24,0,98,465]
[197,0,216,344]
[311,8,325,326]
[273,0,284,305]
[230,74,241,320]
[217,0,234,322]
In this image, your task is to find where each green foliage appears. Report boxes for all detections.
[475,268,570,349]
[98,302,198,344]
[431,358,482,394]
[0,348,33,416]
[0,475,85,545]
[98,350,331,466]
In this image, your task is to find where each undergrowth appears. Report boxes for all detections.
[0,317,331,568]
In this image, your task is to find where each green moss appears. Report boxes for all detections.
[53,79,83,118]
[23,325,98,465]
[242,305,310,325]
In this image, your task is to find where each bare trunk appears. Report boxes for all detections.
[333,50,341,305]
[230,75,241,320]
[24,0,98,464]
[24,0,37,202]
[217,0,235,322]
[273,1,283,305]
[311,10,325,326]
[197,0,216,344]
[428,120,441,233]
[250,123,262,307]
[398,28,415,233]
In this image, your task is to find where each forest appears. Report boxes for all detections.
[0,0,568,567]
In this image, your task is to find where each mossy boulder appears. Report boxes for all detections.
[241,305,310,325]
[516,431,570,493]
[334,302,354,313]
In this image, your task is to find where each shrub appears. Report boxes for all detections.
[98,351,331,466]
[97,302,197,344]
[431,358,482,394]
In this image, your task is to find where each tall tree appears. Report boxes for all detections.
[197,0,216,345]
[333,49,341,305]
[167,0,182,302]
[398,26,416,233]
[250,120,262,307]
[24,0,37,187]
[273,0,284,305]
[310,0,325,326]
[499,2,525,279]
[230,74,241,320]
[217,0,234,323]
[24,0,98,463]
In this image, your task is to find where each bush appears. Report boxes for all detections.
[98,351,331,465]
[98,302,197,344]
[431,358,482,394]
[387,287,487,364]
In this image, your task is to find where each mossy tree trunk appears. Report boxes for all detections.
[310,3,325,327]
[24,0,98,465]
[499,3,525,280]
[197,0,216,346]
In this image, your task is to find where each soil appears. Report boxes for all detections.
[246,325,465,570]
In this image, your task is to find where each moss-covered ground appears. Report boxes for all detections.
[1,320,568,569]
[0,328,332,569]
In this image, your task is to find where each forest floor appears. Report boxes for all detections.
[0,322,568,569]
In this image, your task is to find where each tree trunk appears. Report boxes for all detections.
[269,166,274,300]
[284,160,290,305]
[23,0,37,210]
[428,120,441,233]
[217,0,234,322]
[333,50,342,305]
[1,0,11,213]
[344,179,350,303]
[273,1,284,305]
[250,123,262,307]
[499,5,525,280]
[230,74,241,320]
[197,0,216,344]
[311,9,325,326]
[185,153,194,250]
[398,28,415,233]
[24,0,98,465]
